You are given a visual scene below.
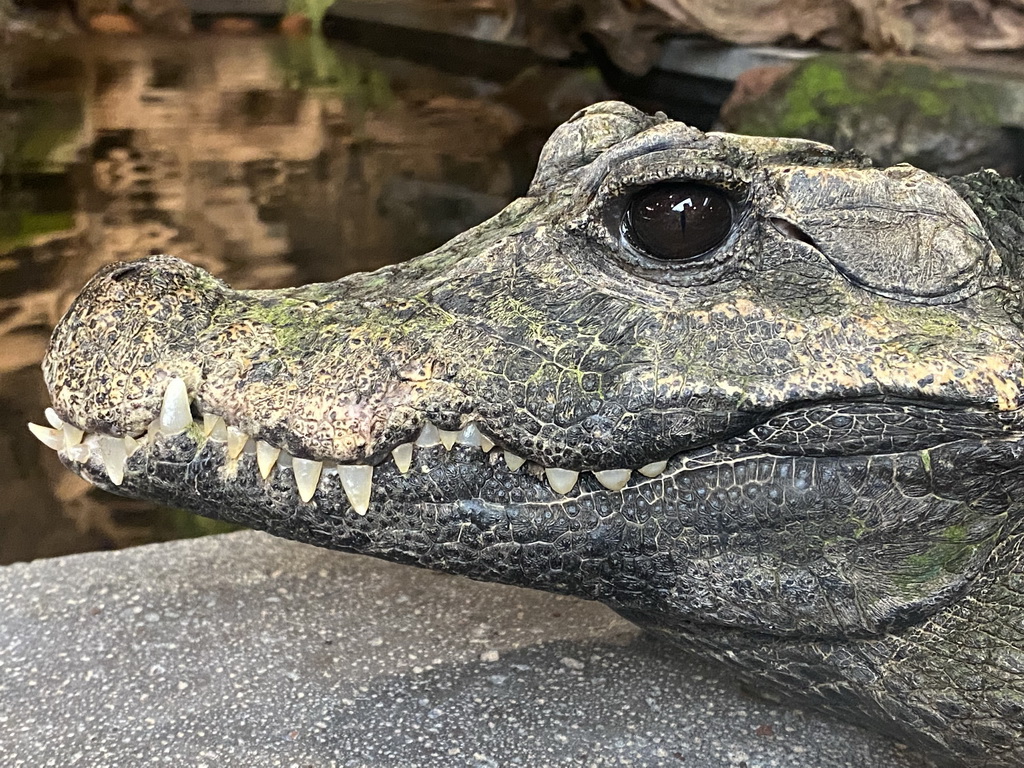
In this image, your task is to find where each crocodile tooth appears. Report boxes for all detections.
[292,457,322,503]
[479,433,495,452]
[28,423,64,451]
[159,377,192,433]
[256,440,280,479]
[438,429,459,450]
[124,435,141,457]
[391,443,413,474]
[66,438,91,463]
[226,426,248,459]
[338,464,373,515]
[98,435,128,486]
[639,460,668,477]
[415,422,441,447]
[594,468,631,491]
[208,418,228,441]
[63,423,84,447]
[503,450,526,472]
[202,413,221,437]
[455,424,481,447]
[544,467,579,494]
[44,407,64,430]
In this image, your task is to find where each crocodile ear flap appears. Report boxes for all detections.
[528,101,665,196]
[773,165,999,304]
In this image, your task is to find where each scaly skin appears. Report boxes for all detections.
[38,103,1024,766]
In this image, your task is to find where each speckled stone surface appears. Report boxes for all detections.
[0,531,928,768]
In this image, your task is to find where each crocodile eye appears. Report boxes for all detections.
[624,183,732,261]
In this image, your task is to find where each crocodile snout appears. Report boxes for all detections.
[43,255,223,437]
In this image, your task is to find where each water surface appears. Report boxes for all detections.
[0,32,609,563]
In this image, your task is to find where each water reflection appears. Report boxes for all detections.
[0,33,609,563]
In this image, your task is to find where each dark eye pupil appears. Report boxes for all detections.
[625,183,732,261]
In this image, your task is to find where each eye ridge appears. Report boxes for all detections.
[623,182,733,262]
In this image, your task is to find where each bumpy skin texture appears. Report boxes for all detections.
[43,103,1024,767]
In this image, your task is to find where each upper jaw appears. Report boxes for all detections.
[30,373,678,512]
[32,252,684,508]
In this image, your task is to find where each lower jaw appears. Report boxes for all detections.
[52,425,1019,630]
[44,397,1018,527]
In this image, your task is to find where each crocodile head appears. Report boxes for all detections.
[34,102,1024,766]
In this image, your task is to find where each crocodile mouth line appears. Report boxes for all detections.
[30,376,1019,515]
[28,377,671,513]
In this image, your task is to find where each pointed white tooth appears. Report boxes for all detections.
[44,408,64,430]
[292,457,323,503]
[98,435,128,486]
[503,450,526,472]
[28,423,65,451]
[455,424,481,447]
[208,418,228,441]
[338,464,373,515]
[544,467,579,495]
[202,413,221,437]
[639,460,668,477]
[124,435,141,457]
[226,426,248,459]
[391,443,413,474]
[594,468,631,491]
[415,422,441,447]
[159,377,192,434]
[256,441,280,479]
[479,433,495,452]
[62,423,84,446]
[438,429,459,450]
[66,441,90,463]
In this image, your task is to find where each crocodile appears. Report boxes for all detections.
[30,102,1024,767]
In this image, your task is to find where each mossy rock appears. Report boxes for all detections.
[722,54,1020,176]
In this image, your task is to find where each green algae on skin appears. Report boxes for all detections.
[902,525,985,586]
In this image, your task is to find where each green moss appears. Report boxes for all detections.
[880,300,979,346]
[160,508,242,539]
[914,89,945,118]
[732,54,1002,143]
[241,298,318,349]
[1,96,84,171]
[285,0,335,32]
[944,524,968,541]
[775,59,851,136]
[273,35,393,109]
[904,525,973,583]
[0,210,75,250]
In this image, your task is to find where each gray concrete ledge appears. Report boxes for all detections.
[0,532,927,767]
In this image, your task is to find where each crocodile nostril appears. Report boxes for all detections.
[108,263,145,282]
